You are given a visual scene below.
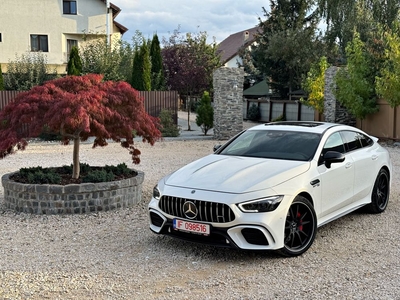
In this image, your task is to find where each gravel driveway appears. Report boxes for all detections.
[0,139,399,299]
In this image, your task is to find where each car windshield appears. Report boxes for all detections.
[218,130,321,161]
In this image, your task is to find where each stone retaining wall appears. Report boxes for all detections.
[1,171,144,214]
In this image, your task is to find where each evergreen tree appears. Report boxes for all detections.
[131,40,151,91]
[0,64,4,90]
[67,46,82,75]
[196,91,214,135]
[131,47,141,89]
[140,40,151,91]
[150,34,165,90]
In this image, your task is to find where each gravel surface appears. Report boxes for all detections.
[0,139,399,299]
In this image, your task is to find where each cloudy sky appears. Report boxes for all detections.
[113,0,268,44]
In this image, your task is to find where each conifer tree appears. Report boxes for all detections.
[150,34,165,90]
[196,91,214,135]
[67,46,82,75]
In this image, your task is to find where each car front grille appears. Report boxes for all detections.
[159,196,235,223]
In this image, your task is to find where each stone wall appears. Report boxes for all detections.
[1,171,144,214]
[213,67,245,140]
[324,66,356,126]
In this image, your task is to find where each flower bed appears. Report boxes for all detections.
[1,171,144,214]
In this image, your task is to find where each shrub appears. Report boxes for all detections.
[12,163,137,184]
[159,109,180,137]
[196,91,214,135]
[82,169,115,183]
[247,103,261,121]
[19,167,61,184]
[4,52,57,91]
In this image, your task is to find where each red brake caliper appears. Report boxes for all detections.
[297,212,303,231]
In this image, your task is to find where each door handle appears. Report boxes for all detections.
[345,162,352,169]
[372,155,378,161]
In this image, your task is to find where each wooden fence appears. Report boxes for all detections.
[244,98,319,122]
[356,99,400,140]
[0,90,179,124]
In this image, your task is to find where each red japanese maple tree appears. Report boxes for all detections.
[0,74,161,179]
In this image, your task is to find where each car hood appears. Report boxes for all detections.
[164,154,310,193]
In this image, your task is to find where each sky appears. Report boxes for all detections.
[113,0,268,44]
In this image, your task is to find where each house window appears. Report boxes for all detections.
[31,35,49,52]
[63,1,77,15]
[0,33,2,42]
[67,39,78,57]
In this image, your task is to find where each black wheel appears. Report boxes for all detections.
[278,196,317,257]
[366,169,390,214]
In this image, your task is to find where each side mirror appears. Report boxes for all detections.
[324,151,345,169]
[213,144,222,152]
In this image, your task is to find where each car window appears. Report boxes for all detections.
[219,130,321,161]
[321,132,345,156]
[341,131,363,152]
[358,132,374,147]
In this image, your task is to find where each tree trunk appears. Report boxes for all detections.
[187,96,191,131]
[72,137,80,179]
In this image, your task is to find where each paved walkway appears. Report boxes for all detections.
[175,111,214,140]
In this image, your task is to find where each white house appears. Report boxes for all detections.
[217,26,259,68]
[0,0,127,73]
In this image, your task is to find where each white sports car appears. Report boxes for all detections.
[148,122,391,256]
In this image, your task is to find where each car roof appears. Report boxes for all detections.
[247,121,354,135]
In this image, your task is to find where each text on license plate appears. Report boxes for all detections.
[173,219,210,236]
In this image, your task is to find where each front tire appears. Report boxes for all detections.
[366,168,390,214]
[278,196,317,257]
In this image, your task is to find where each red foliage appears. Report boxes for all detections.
[0,74,161,164]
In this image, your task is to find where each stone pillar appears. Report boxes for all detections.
[324,66,356,126]
[213,67,245,140]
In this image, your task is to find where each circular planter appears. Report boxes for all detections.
[1,170,144,214]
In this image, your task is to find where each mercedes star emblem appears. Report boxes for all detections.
[183,201,198,219]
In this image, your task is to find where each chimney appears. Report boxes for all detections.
[244,31,249,43]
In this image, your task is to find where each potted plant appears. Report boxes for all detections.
[0,74,161,214]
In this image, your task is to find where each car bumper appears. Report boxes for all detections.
[148,197,288,251]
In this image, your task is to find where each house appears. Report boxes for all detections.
[217,26,259,68]
[0,0,127,73]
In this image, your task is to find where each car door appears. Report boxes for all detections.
[341,131,378,203]
[317,132,355,219]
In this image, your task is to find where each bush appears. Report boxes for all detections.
[12,163,137,184]
[4,52,57,91]
[159,109,180,137]
[196,91,214,135]
[82,169,115,183]
[247,104,261,121]
[19,167,61,184]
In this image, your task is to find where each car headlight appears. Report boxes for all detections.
[238,195,283,212]
[153,185,161,200]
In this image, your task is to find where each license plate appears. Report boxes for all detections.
[173,219,210,236]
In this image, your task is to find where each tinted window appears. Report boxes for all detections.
[358,132,374,147]
[219,130,321,161]
[319,132,345,165]
[322,132,345,155]
[341,131,363,152]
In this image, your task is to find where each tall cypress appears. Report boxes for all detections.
[140,40,151,91]
[131,47,141,89]
[150,34,165,90]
